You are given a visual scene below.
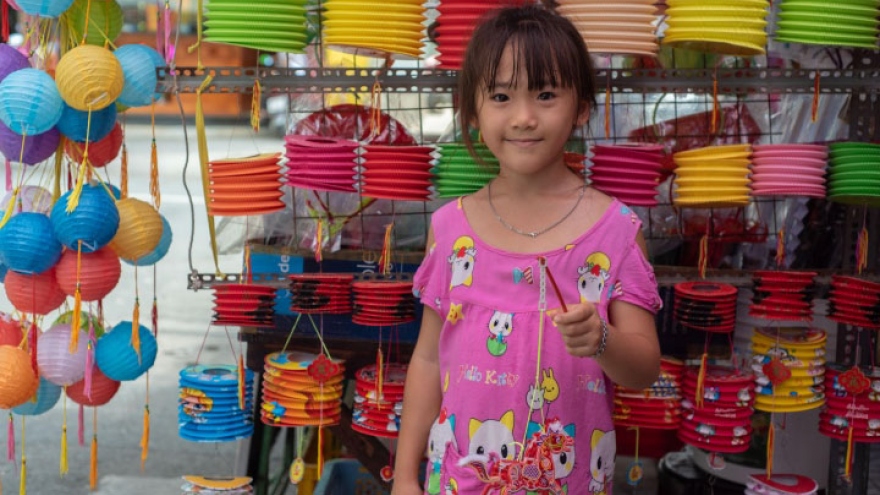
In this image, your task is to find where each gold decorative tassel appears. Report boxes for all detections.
[0,188,18,229]
[698,233,709,280]
[19,454,25,495]
[250,79,261,133]
[369,81,382,138]
[60,424,68,476]
[775,227,785,268]
[766,422,775,478]
[710,68,719,134]
[376,348,384,403]
[314,219,324,263]
[70,242,82,353]
[140,404,150,472]
[120,143,128,199]
[695,352,708,408]
[131,299,141,360]
[66,110,93,213]
[845,426,854,481]
[149,106,160,209]
[237,354,246,412]
[53,139,64,203]
[378,223,394,276]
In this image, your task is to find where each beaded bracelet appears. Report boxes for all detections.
[592,318,608,359]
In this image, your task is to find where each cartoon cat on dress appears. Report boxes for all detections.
[459,410,516,465]
[426,410,457,495]
[588,429,616,495]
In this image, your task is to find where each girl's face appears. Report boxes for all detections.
[473,43,589,178]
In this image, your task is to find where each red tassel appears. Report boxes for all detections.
[77,405,84,447]
[27,322,38,375]
[151,298,158,338]
[7,414,14,462]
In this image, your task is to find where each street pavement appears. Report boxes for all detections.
[0,120,286,495]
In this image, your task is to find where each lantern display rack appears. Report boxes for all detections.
[188,267,413,290]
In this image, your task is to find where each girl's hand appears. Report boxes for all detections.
[390,479,424,495]
[551,302,605,358]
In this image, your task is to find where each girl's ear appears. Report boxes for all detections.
[575,102,591,127]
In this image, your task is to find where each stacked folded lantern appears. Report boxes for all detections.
[353,363,407,438]
[826,276,880,329]
[827,142,880,207]
[679,365,755,454]
[204,0,309,53]
[589,143,663,207]
[289,273,353,315]
[207,153,284,216]
[556,0,660,56]
[746,474,818,495]
[322,0,426,59]
[360,144,433,201]
[352,279,416,326]
[662,0,769,56]
[285,135,358,193]
[674,281,738,333]
[260,351,344,427]
[182,476,254,495]
[749,270,817,322]
[432,142,499,199]
[751,327,826,413]
[822,364,880,442]
[613,357,683,429]
[750,144,828,198]
[775,0,880,49]
[178,364,254,442]
[433,1,528,69]
[211,283,276,328]
[672,144,752,208]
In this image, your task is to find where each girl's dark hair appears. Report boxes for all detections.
[458,4,597,157]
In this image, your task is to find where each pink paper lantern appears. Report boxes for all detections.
[0,312,22,346]
[67,367,120,406]
[0,345,39,409]
[54,247,121,301]
[4,268,66,315]
[37,323,88,386]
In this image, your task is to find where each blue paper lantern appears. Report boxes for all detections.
[0,44,30,83]
[12,377,61,416]
[124,214,171,266]
[0,68,63,135]
[16,0,76,18]
[114,44,164,108]
[95,321,157,381]
[51,183,119,252]
[56,103,117,143]
[0,212,61,274]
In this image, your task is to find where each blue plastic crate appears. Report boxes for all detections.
[313,459,389,495]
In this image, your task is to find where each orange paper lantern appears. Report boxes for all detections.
[4,268,67,315]
[0,345,39,409]
[55,247,121,301]
[108,198,162,260]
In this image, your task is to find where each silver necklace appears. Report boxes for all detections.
[487,180,587,239]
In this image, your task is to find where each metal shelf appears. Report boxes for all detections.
[159,66,880,95]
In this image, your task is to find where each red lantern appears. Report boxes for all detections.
[55,247,121,301]
[67,367,120,406]
[64,122,123,168]
[0,313,22,346]
[5,268,66,315]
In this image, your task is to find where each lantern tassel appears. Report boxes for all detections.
[77,405,84,447]
[0,188,18,230]
[132,300,141,360]
[775,227,785,268]
[314,219,323,263]
[378,223,393,276]
[140,405,150,472]
[6,414,14,462]
[65,163,88,213]
[60,424,68,476]
[856,225,869,275]
[53,139,63,203]
[151,297,158,338]
[317,426,324,480]
[237,354,245,412]
[250,79,261,133]
[150,103,160,209]
[70,243,83,354]
[369,81,382,138]
[711,68,719,134]
[89,433,98,490]
[811,71,820,123]
[19,455,25,495]
[376,348,384,403]
[695,352,708,408]
[766,422,775,478]
[120,143,128,199]
[698,233,709,280]
[844,426,854,481]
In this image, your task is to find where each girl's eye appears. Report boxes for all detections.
[490,93,509,102]
[538,92,555,101]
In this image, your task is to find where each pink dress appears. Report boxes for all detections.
[413,196,662,495]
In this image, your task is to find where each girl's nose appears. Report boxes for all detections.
[511,101,537,129]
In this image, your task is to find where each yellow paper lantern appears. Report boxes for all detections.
[0,345,39,409]
[108,198,162,260]
[55,45,124,111]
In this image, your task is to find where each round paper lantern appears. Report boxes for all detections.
[64,121,122,167]
[0,312,22,346]
[16,0,75,17]
[12,377,61,415]
[0,212,62,273]
[37,323,88,386]
[51,183,119,252]
[55,247,120,301]
[56,102,116,143]
[67,367,119,406]
[2,185,53,216]
[0,68,63,135]
[4,268,66,315]
[124,214,171,266]
[95,321,157,381]
[0,345,38,409]
[114,44,164,108]
[54,310,104,338]
[0,44,30,83]
[0,123,59,165]
[64,0,124,46]
[54,45,123,111]
[109,198,162,260]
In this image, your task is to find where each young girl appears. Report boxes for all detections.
[393,5,662,494]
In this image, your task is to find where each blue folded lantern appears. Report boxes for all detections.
[12,377,61,416]
[56,103,117,143]
[0,212,61,274]
[95,321,157,382]
[51,184,119,252]
[0,68,63,135]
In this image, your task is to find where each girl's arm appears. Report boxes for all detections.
[392,307,443,493]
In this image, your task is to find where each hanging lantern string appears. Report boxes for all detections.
[66,108,94,213]
[132,266,141,360]
[150,102,161,209]
[305,314,332,359]
[79,0,93,45]
[162,0,174,65]
[151,264,159,338]
[187,0,204,69]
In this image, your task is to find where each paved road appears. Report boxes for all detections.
[0,121,285,495]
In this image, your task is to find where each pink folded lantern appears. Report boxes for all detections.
[285,135,358,193]
[588,143,663,207]
[751,144,828,198]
